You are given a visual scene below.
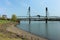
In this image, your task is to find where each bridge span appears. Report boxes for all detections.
[17,16,60,21]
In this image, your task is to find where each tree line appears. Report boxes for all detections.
[1,14,17,22]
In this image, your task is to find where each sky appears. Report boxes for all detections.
[0,0,60,18]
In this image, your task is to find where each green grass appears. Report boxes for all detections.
[0,20,10,24]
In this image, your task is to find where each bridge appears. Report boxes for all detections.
[17,16,60,21]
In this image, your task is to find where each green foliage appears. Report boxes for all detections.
[11,14,17,22]
[0,20,10,24]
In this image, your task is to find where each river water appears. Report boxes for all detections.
[17,21,60,40]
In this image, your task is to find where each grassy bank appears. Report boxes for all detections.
[0,20,10,24]
[0,20,23,40]
[0,32,22,40]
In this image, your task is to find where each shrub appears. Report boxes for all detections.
[11,14,17,22]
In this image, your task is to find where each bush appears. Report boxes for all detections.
[11,14,17,22]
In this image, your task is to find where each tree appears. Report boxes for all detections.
[11,14,17,22]
[37,15,40,21]
[37,15,40,17]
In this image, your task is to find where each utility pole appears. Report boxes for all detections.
[46,7,48,38]
[28,6,31,33]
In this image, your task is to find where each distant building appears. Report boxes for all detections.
[2,15,7,19]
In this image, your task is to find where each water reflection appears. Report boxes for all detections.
[17,21,60,40]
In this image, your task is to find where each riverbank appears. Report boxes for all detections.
[0,20,47,40]
[0,32,22,40]
[0,20,22,40]
[6,23,48,40]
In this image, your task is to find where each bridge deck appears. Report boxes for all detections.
[17,17,60,21]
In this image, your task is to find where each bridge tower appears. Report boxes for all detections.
[28,6,31,24]
[46,7,48,38]
[46,7,48,23]
[28,6,31,32]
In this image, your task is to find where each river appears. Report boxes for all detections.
[17,21,60,40]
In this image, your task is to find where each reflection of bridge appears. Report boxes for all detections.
[17,16,60,21]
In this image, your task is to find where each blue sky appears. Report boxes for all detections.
[0,0,60,18]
